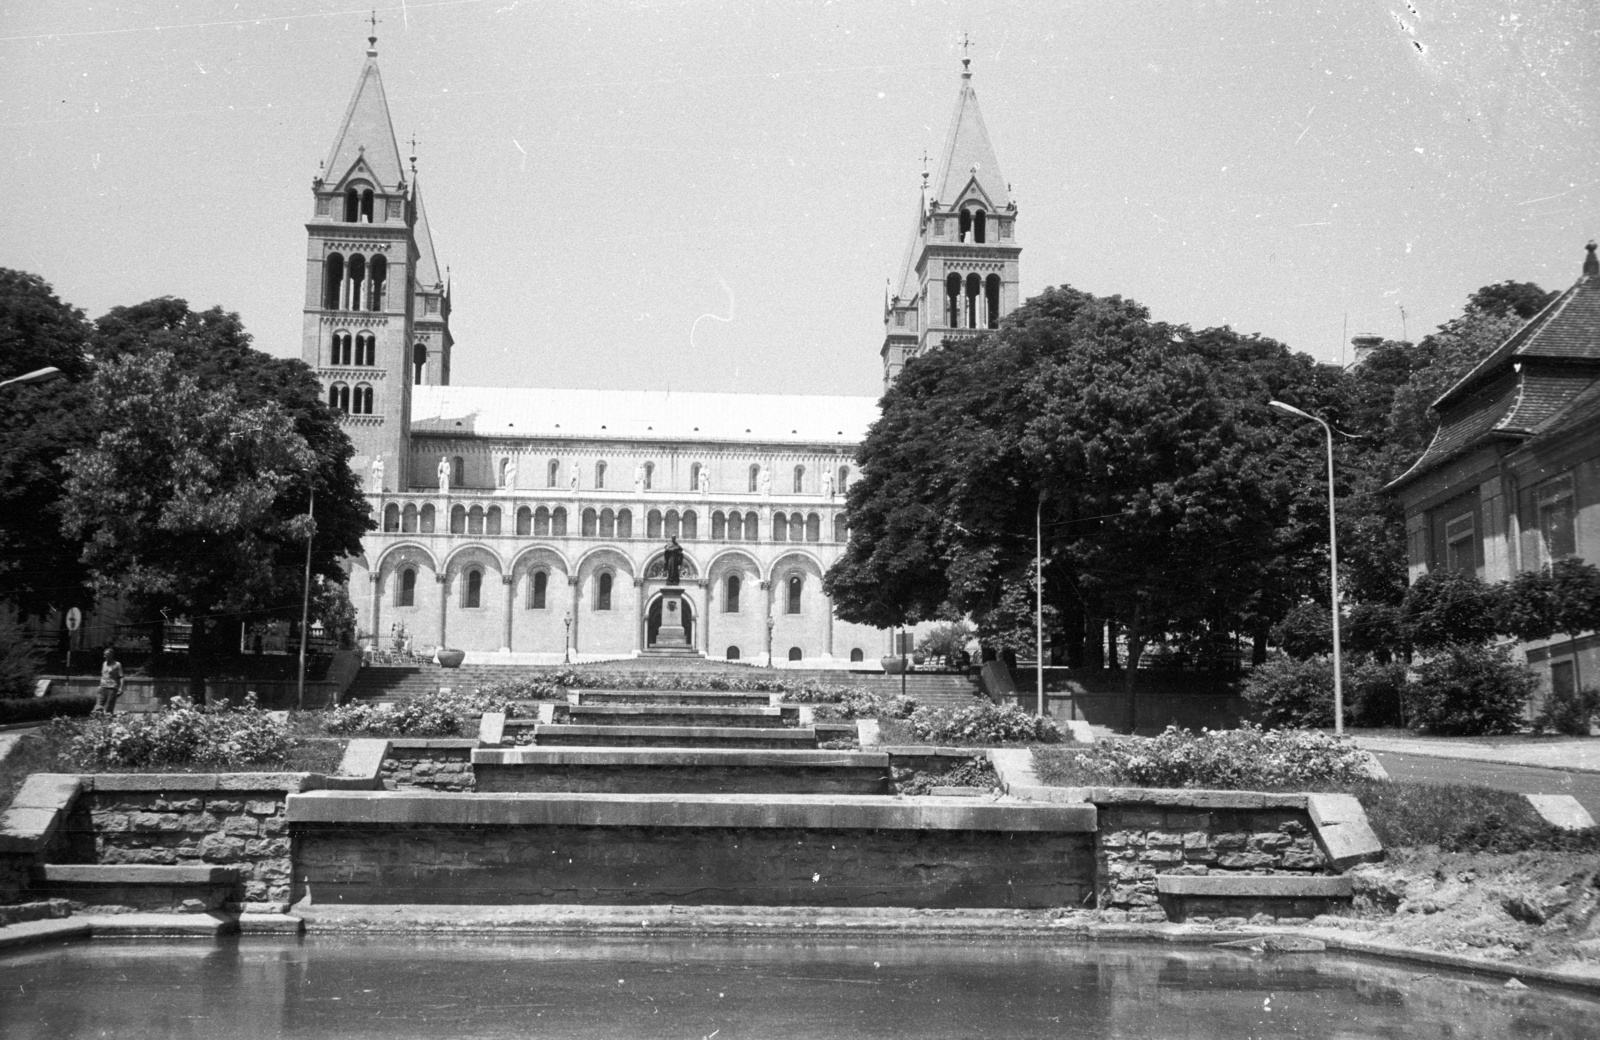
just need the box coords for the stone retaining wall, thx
[1085,790,1327,911]
[60,776,303,913]
[380,740,475,791]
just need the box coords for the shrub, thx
[1532,684,1600,737]
[62,696,290,769]
[1242,655,1334,728]
[916,620,975,670]
[893,756,1000,796]
[811,691,917,721]
[0,612,42,700]
[1063,724,1372,789]
[1405,643,1535,735]
[1401,570,1499,650]
[1347,659,1407,728]
[906,702,1063,744]
[323,688,518,737]
[1345,602,1405,660]
[1270,603,1332,660]
[0,693,96,725]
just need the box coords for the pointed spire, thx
[322,32,406,188]
[413,178,444,290]
[930,54,1010,210]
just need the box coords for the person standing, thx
[95,648,123,714]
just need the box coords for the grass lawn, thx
[0,727,347,810]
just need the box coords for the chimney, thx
[1350,334,1384,366]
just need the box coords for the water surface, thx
[3,936,1595,1039]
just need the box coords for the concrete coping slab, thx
[1306,792,1385,870]
[988,749,1039,792]
[38,864,242,885]
[78,912,239,937]
[1156,875,1353,898]
[333,739,390,785]
[877,745,989,758]
[286,790,1098,833]
[856,719,881,746]
[385,739,479,751]
[473,748,891,768]
[0,774,82,853]
[84,773,310,792]
[536,724,815,740]
[478,712,506,746]
[1059,787,1310,810]
[0,918,91,952]
[1525,794,1597,831]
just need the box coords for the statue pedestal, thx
[654,585,690,649]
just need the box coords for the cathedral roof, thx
[322,46,406,189]
[410,385,878,445]
[932,67,1010,210]
[413,179,443,289]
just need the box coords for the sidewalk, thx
[1351,734,1600,775]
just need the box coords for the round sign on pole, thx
[65,607,82,631]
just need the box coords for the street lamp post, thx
[1269,400,1344,736]
[766,616,775,669]
[296,487,315,711]
[563,612,572,664]
[1036,491,1047,721]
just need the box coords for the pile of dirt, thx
[1333,847,1600,971]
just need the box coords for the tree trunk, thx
[1123,605,1146,735]
[1252,621,1269,666]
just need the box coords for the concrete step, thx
[531,724,819,750]
[573,690,778,707]
[474,748,891,795]
[32,864,242,914]
[558,704,797,728]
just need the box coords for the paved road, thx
[1375,751,1600,818]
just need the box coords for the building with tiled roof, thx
[302,36,1016,664]
[1389,243,1600,695]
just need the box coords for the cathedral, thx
[313,36,1021,664]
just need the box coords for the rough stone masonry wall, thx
[380,740,475,791]
[1097,799,1326,911]
[60,780,297,914]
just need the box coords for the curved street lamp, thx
[0,366,63,389]
[1269,400,1344,736]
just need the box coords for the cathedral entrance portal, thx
[646,593,695,650]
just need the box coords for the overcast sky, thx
[2,1,1594,398]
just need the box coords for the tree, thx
[1497,558,1600,689]
[1400,569,1499,651]
[1469,280,1557,320]
[60,297,370,689]
[1385,308,1527,456]
[827,286,1340,728]
[0,270,96,618]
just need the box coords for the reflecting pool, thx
[3,936,1597,1039]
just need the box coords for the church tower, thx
[882,57,1020,388]
[301,30,450,491]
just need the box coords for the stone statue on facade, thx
[822,470,834,498]
[501,457,517,492]
[437,456,450,495]
[759,466,772,498]
[698,468,710,495]
[370,454,385,493]
[569,463,580,493]
[634,464,645,495]
[661,537,685,586]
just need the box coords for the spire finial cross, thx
[409,132,419,172]
[960,32,973,71]
[368,10,380,48]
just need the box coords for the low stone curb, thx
[0,918,91,951]
[1524,794,1597,830]
[75,912,239,937]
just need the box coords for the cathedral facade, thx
[307,38,1020,664]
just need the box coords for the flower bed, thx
[320,689,519,737]
[811,691,917,721]
[905,702,1065,745]
[59,697,291,770]
[1034,724,1371,789]
[471,670,863,703]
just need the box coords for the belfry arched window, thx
[946,272,962,327]
[463,568,482,609]
[383,504,399,531]
[402,504,418,532]
[805,513,821,542]
[451,456,464,488]
[681,510,697,540]
[323,255,344,310]
[530,570,548,610]
[833,514,848,542]
[772,512,787,542]
[547,459,560,488]
[617,509,633,539]
[343,190,360,223]
[689,462,701,490]
[331,331,352,366]
[353,384,373,414]
[837,465,849,492]
[355,332,376,366]
[328,382,350,413]
[413,344,427,384]
[643,462,654,491]
[397,567,416,607]
[712,512,727,540]
[749,465,761,493]
[595,461,607,489]
[599,508,615,538]
[793,465,805,494]
[985,274,1001,330]
[966,273,982,329]
[345,255,366,313]
[787,575,803,614]
[534,507,551,536]
[360,189,374,223]
[551,507,567,536]
[367,256,387,311]
[725,575,741,613]
[596,572,613,611]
